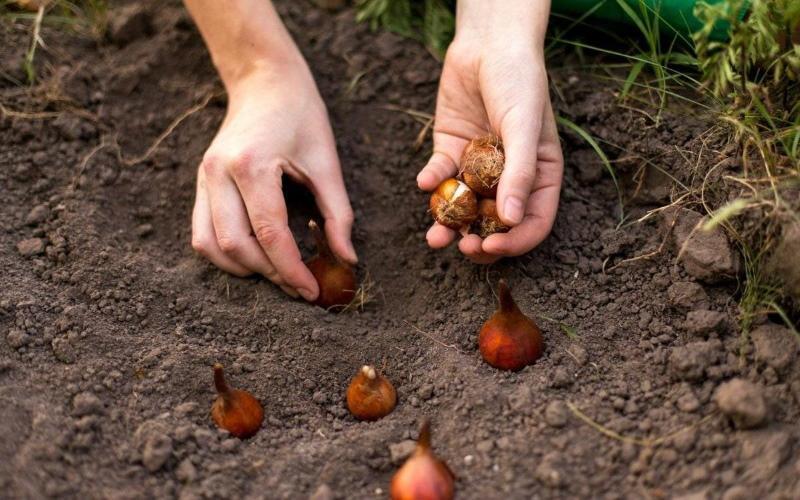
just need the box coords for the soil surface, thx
[2,2,800,499]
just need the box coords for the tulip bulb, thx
[211,363,264,439]
[472,199,509,238]
[306,219,357,310]
[390,421,455,500]
[429,178,478,230]
[479,280,544,371]
[459,135,504,197]
[346,365,397,421]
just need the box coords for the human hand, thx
[417,0,563,264]
[191,62,356,301]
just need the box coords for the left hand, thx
[417,0,564,264]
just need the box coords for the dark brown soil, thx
[2,2,799,499]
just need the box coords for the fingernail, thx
[347,242,359,264]
[298,288,316,302]
[280,285,300,299]
[504,197,524,225]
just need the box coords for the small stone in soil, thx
[310,484,334,500]
[72,392,103,416]
[142,432,172,472]
[714,378,767,429]
[750,322,798,372]
[176,458,197,483]
[25,204,49,225]
[551,367,572,388]
[135,223,153,238]
[17,238,45,257]
[668,281,710,310]
[685,310,727,336]
[544,400,569,428]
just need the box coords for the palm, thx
[418,46,564,264]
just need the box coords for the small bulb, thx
[429,178,478,230]
[346,365,397,421]
[471,199,509,238]
[479,280,544,371]
[211,364,264,439]
[390,421,455,500]
[306,220,357,310]
[459,135,504,197]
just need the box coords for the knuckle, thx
[200,154,222,177]
[254,222,284,250]
[339,210,355,227]
[228,151,255,178]
[191,236,210,255]
[511,166,537,186]
[216,236,241,255]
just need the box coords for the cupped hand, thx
[191,63,357,301]
[417,3,564,264]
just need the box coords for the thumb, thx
[496,108,541,226]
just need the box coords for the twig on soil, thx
[566,401,716,447]
[379,104,434,123]
[70,136,112,190]
[118,92,218,166]
[414,115,434,151]
[402,320,459,352]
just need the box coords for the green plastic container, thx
[551,0,750,41]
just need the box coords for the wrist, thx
[455,0,550,51]
[215,45,306,93]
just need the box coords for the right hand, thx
[191,61,357,301]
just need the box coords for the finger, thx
[307,155,358,265]
[426,222,457,249]
[417,151,459,191]
[482,182,560,256]
[458,234,500,264]
[496,104,543,227]
[191,171,251,277]
[205,169,293,293]
[233,163,319,302]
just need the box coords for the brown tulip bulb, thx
[459,135,504,197]
[210,364,264,439]
[429,178,478,230]
[306,219,357,310]
[346,365,397,421]
[479,280,544,371]
[390,421,455,500]
[471,199,510,238]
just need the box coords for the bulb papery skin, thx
[472,199,509,238]
[306,220,357,310]
[478,281,544,371]
[460,135,504,198]
[346,365,397,421]
[429,178,478,230]
[211,364,264,439]
[390,453,455,500]
[390,421,454,500]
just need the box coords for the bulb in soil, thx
[306,219,357,310]
[479,280,544,371]
[471,199,510,238]
[459,135,504,197]
[390,420,455,500]
[211,364,264,439]
[429,178,478,230]
[346,365,397,421]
